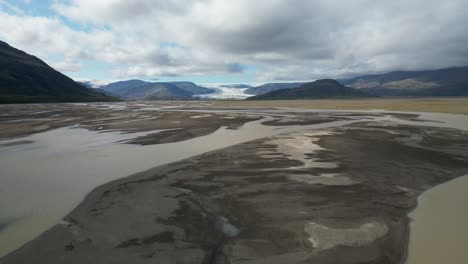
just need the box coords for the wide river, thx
[0,107,467,263]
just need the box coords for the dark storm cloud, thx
[191,0,468,79]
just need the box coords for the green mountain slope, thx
[248,79,369,100]
[245,82,303,95]
[0,40,118,103]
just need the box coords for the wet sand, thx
[0,102,260,144]
[0,104,365,258]
[1,103,468,264]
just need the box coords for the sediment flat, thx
[210,97,468,115]
[0,102,260,143]
[2,107,468,264]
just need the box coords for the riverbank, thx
[210,97,468,115]
[3,110,468,264]
[0,104,365,258]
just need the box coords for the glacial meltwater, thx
[0,113,370,257]
[1,107,468,260]
[406,174,468,264]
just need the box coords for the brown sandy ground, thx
[209,98,468,115]
[3,120,468,264]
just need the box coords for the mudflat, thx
[2,102,468,264]
[0,102,260,144]
[210,97,468,115]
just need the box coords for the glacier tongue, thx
[193,84,254,99]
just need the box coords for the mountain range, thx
[248,79,368,100]
[99,80,213,100]
[2,39,468,103]
[220,84,253,89]
[340,67,468,96]
[0,40,117,103]
[245,82,303,95]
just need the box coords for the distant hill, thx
[138,83,193,100]
[341,66,468,96]
[100,80,214,99]
[168,81,214,95]
[77,81,120,98]
[220,84,253,89]
[248,79,369,100]
[245,82,303,95]
[0,40,118,103]
[77,81,93,88]
[94,88,121,98]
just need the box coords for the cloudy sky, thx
[1,0,467,83]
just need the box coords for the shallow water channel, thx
[0,114,369,257]
[406,174,468,264]
[0,108,467,262]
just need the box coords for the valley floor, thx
[1,102,468,264]
[211,97,468,115]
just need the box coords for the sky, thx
[0,0,467,84]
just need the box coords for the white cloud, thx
[0,10,113,71]
[1,0,468,81]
